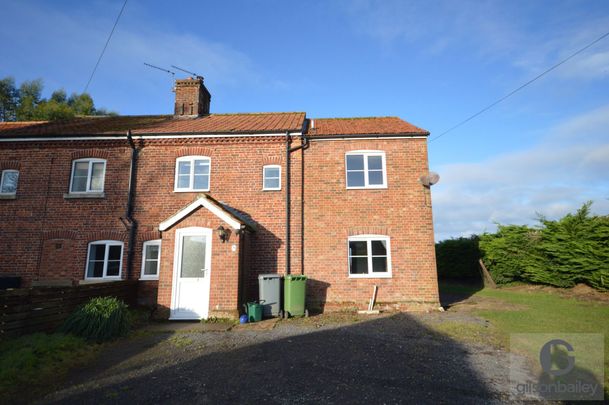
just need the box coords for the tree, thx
[0,77,19,121]
[0,76,115,122]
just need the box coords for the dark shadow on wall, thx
[243,222,282,302]
[43,313,503,404]
[306,278,330,314]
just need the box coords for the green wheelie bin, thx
[283,275,308,318]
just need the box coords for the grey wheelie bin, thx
[258,274,282,318]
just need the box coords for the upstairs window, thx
[345,151,387,189]
[175,156,211,192]
[348,235,392,278]
[0,170,19,195]
[140,240,161,280]
[262,165,281,191]
[70,158,106,193]
[86,240,123,279]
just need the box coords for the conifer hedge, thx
[479,202,609,290]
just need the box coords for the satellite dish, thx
[419,172,440,186]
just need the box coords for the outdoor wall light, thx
[216,225,229,243]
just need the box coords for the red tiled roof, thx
[307,117,428,136]
[0,112,306,137]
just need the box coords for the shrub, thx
[60,297,131,342]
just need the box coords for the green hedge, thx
[435,236,481,280]
[480,202,609,290]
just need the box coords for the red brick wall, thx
[0,143,131,284]
[302,138,439,310]
[0,134,439,315]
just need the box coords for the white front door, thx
[170,227,212,320]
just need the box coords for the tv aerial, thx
[143,62,175,77]
[171,65,203,80]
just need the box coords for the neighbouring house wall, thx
[0,142,131,285]
[302,138,439,310]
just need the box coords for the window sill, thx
[348,274,392,279]
[0,194,17,200]
[139,276,159,281]
[262,188,281,192]
[64,192,105,199]
[173,189,210,193]
[346,186,388,190]
[79,278,122,284]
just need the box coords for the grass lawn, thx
[439,283,609,397]
[0,332,99,402]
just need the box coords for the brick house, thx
[0,77,439,319]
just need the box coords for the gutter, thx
[122,130,139,280]
[307,132,429,140]
[285,129,309,275]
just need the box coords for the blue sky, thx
[2,0,608,240]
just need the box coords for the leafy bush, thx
[60,297,131,342]
[435,236,482,280]
[480,202,609,290]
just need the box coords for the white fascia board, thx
[159,196,242,232]
[309,135,427,141]
[0,132,302,142]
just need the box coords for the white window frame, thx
[347,234,392,278]
[174,156,211,192]
[0,169,19,195]
[345,150,388,189]
[69,158,106,193]
[85,240,124,280]
[140,240,161,280]
[262,164,281,191]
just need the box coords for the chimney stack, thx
[173,77,211,117]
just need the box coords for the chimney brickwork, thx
[174,77,211,117]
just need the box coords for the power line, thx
[83,0,128,93]
[429,29,609,143]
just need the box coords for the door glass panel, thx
[181,235,206,278]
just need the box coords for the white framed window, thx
[174,156,211,192]
[0,170,19,195]
[345,151,387,189]
[262,165,281,191]
[348,235,392,278]
[70,158,106,193]
[140,240,161,280]
[85,240,123,279]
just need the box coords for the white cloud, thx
[432,104,609,240]
[341,0,609,80]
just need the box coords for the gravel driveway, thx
[39,312,536,404]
